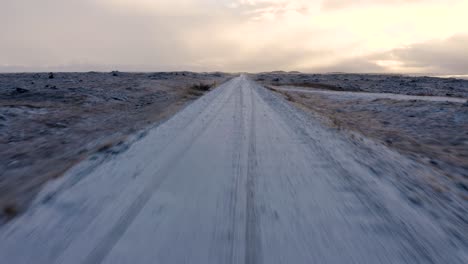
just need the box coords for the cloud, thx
[1,0,467,73]
[299,34,468,74]
[321,0,446,11]
[307,58,386,73]
[0,0,210,69]
[0,0,327,72]
[226,0,313,21]
[368,34,468,74]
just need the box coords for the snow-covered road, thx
[0,75,465,263]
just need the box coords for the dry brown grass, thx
[0,72,231,222]
[3,204,18,219]
[271,89,468,202]
[190,83,214,92]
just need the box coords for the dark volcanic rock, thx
[15,87,29,94]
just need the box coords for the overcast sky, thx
[1,0,468,73]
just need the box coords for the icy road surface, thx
[0,75,466,263]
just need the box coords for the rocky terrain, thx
[1,71,467,229]
[2,75,467,263]
[0,71,231,220]
[254,72,468,98]
[256,72,468,207]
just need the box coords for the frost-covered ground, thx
[0,71,231,220]
[256,72,468,214]
[254,72,468,98]
[1,75,466,263]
